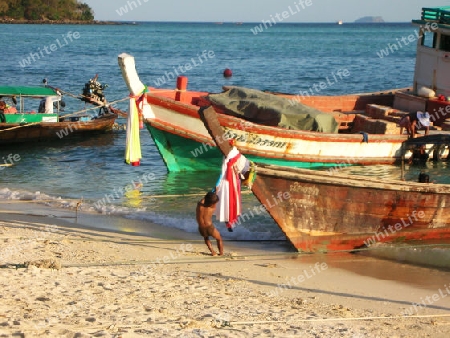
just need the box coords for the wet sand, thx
[0,201,449,337]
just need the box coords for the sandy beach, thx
[0,201,449,337]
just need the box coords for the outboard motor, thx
[82,74,109,105]
[82,74,110,116]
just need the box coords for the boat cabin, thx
[412,7,450,97]
[0,86,64,123]
[391,7,450,126]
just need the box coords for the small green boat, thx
[0,80,118,144]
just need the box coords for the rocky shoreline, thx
[0,19,130,25]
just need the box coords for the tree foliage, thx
[0,0,94,21]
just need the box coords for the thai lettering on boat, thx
[290,183,320,195]
[223,129,247,142]
[253,138,287,148]
[223,128,287,149]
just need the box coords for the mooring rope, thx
[50,85,128,113]
[140,190,252,199]
[14,312,450,333]
[219,313,450,327]
[0,122,41,133]
[58,96,129,118]
[5,219,450,263]
[285,313,450,323]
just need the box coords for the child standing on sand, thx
[196,192,224,256]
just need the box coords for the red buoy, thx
[223,68,233,78]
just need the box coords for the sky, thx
[83,0,447,23]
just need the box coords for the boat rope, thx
[219,313,450,327]
[2,198,450,256]
[2,200,450,254]
[59,97,129,118]
[0,97,129,133]
[49,85,127,112]
[140,190,253,199]
[0,122,41,133]
[41,237,450,260]
[13,312,450,333]
[43,84,128,117]
[0,190,252,204]
[4,221,449,262]
[49,86,87,101]
[11,312,450,333]
[284,313,450,323]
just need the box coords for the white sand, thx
[0,203,449,337]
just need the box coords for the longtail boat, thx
[0,77,119,144]
[251,163,450,252]
[199,106,450,253]
[118,7,450,172]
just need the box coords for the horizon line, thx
[98,20,413,24]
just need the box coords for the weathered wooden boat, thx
[199,106,450,253]
[0,80,119,144]
[118,7,450,172]
[251,163,450,252]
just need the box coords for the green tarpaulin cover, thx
[206,86,338,133]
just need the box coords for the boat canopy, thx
[0,86,59,98]
[411,7,450,97]
[421,7,450,23]
[412,7,450,27]
[206,86,339,133]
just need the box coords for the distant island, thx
[0,0,94,23]
[354,16,385,23]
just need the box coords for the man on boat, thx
[196,191,224,256]
[0,101,6,122]
[0,99,17,119]
[418,172,430,183]
[399,111,430,138]
[409,144,430,164]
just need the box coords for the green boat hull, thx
[147,124,345,172]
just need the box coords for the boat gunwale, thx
[254,163,450,194]
[0,113,117,127]
[145,115,404,164]
[145,118,211,144]
[145,93,409,143]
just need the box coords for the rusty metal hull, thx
[251,164,450,252]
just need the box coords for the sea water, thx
[0,22,449,268]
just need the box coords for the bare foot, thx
[218,252,223,256]
[211,251,217,256]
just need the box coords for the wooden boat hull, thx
[117,53,448,172]
[0,114,117,144]
[144,92,410,172]
[251,164,450,252]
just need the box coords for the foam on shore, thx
[0,187,286,242]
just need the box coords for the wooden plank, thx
[198,106,232,157]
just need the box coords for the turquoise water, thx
[0,22,449,254]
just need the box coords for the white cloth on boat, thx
[417,111,430,127]
[38,97,55,114]
[215,147,250,226]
